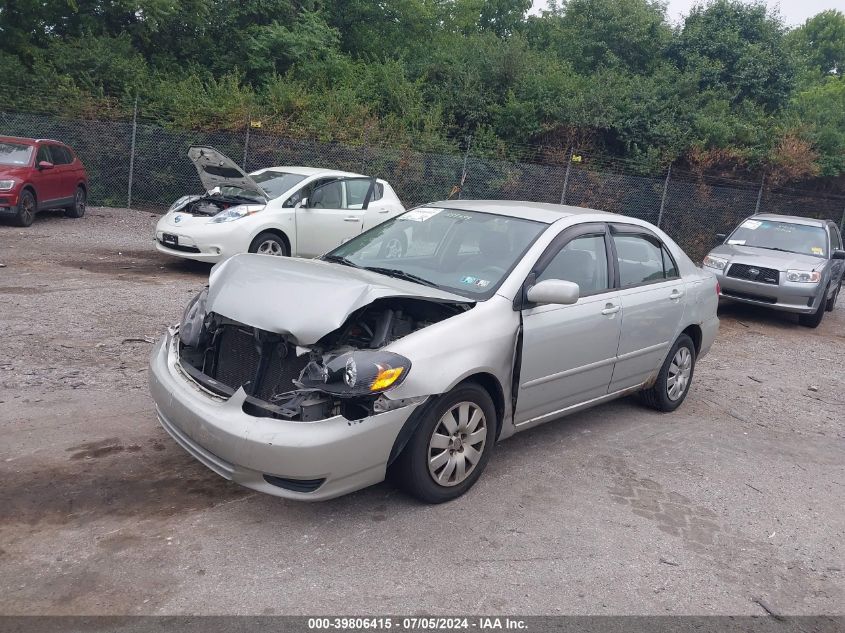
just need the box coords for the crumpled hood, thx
[188,146,267,200]
[207,255,473,345]
[710,244,827,271]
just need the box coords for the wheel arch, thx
[681,323,702,355]
[386,371,506,467]
[249,227,291,254]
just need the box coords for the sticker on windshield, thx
[402,208,443,222]
[741,219,762,230]
[727,239,746,245]
[461,276,490,288]
[811,247,824,255]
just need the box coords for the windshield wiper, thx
[364,267,439,288]
[749,246,805,255]
[322,254,361,268]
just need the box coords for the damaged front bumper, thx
[148,329,425,500]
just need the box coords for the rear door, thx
[296,177,375,256]
[608,225,686,392]
[48,145,75,200]
[515,223,622,427]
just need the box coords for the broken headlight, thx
[180,288,208,347]
[300,351,410,397]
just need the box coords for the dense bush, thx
[1,0,843,184]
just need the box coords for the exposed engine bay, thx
[178,297,471,422]
[177,194,262,217]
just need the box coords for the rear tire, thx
[639,334,696,412]
[14,189,36,227]
[65,186,86,218]
[248,232,289,257]
[825,282,840,312]
[799,289,827,327]
[393,382,496,503]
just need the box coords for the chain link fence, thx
[3,110,843,262]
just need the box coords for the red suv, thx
[0,136,89,227]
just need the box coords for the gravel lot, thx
[1,207,843,616]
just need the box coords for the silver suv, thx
[704,214,845,327]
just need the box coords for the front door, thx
[515,226,622,427]
[608,228,687,392]
[34,145,62,204]
[295,177,375,257]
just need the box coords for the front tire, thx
[393,383,496,503]
[65,186,86,218]
[14,189,36,227]
[639,333,696,412]
[799,289,827,327]
[248,232,289,257]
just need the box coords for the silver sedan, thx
[149,201,719,503]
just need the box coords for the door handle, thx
[601,304,621,316]
[343,217,359,222]
[670,289,685,300]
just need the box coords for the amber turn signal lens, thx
[370,366,404,391]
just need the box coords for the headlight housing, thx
[703,255,728,270]
[786,270,821,283]
[179,288,208,347]
[0,180,15,191]
[208,204,261,224]
[299,351,411,397]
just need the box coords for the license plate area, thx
[162,233,179,247]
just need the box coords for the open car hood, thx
[187,146,267,201]
[206,255,473,346]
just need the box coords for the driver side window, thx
[537,234,610,296]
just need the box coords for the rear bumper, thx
[714,272,823,314]
[148,329,423,501]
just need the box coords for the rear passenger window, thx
[538,234,609,295]
[613,234,677,286]
[51,146,72,165]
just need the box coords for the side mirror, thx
[715,233,726,241]
[38,160,54,170]
[832,249,845,260]
[295,197,308,209]
[526,279,580,306]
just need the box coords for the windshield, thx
[0,142,33,166]
[251,171,307,199]
[324,207,546,299]
[727,219,828,257]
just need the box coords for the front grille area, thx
[182,318,310,401]
[726,263,780,285]
[721,289,777,304]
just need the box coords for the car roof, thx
[249,166,365,178]
[422,199,618,224]
[0,136,67,145]
[751,213,830,228]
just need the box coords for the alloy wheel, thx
[427,402,487,487]
[75,189,86,215]
[667,347,692,401]
[256,240,284,256]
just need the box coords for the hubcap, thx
[76,190,86,213]
[667,347,692,401]
[22,196,34,220]
[428,402,486,487]
[257,240,284,256]
[384,237,403,259]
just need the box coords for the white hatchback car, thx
[154,147,405,262]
